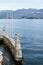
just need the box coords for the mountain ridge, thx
[0,8,43,19]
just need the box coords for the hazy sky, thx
[0,0,43,10]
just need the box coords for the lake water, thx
[0,19,43,65]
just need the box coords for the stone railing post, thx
[15,32,22,62]
[0,51,3,65]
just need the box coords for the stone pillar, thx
[15,32,22,61]
[0,51,3,65]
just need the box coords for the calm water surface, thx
[0,19,43,65]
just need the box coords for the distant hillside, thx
[0,9,43,19]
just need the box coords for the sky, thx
[0,0,43,10]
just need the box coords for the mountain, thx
[0,9,43,19]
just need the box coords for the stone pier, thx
[0,33,23,63]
